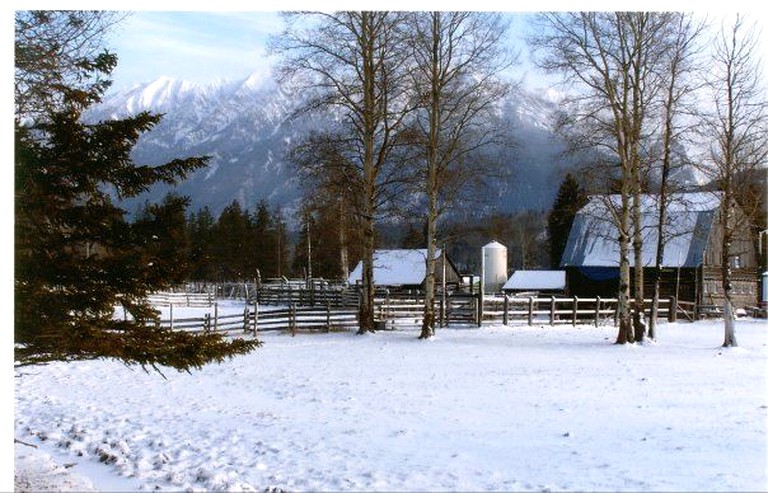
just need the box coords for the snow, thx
[14,303,768,491]
[503,270,566,291]
[562,192,723,268]
[348,249,443,286]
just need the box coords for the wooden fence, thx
[156,304,358,335]
[149,289,686,335]
[372,294,677,328]
[147,291,214,307]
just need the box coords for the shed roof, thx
[561,192,722,269]
[503,270,566,291]
[348,249,443,286]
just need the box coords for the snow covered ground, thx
[14,302,768,491]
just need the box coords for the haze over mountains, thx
[89,74,698,223]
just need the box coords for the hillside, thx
[89,75,581,221]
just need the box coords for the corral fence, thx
[154,303,358,335]
[375,293,678,329]
[146,291,215,307]
[147,284,693,334]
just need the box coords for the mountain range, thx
[88,75,663,224]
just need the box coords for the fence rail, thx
[147,291,214,307]
[155,304,358,335]
[147,287,696,335]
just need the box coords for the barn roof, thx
[503,270,566,291]
[348,249,444,286]
[561,192,722,269]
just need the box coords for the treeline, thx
[137,195,367,284]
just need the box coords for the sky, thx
[105,11,285,90]
[94,8,768,94]
[103,11,546,92]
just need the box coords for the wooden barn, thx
[348,249,462,290]
[560,192,759,308]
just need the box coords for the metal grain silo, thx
[482,241,507,295]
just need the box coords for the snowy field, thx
[14,302,768,492]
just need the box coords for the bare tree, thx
[531,12,672,344]
[699,14,768,347]
[289,132,361,281]
[647,13,707,338]
[272,12,415,333]
[407,12,514,339]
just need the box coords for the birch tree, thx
[699,14,768,347]
[272,12,414,333]
[532,12,685,343]
[647,13,706,338]
[408,11,514,339]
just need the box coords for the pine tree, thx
[14,11,259,370]
[189,206,216,281]
[212,200,252,281]
[547,173,587,269]
[134,193,192,285]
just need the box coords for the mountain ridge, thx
[89,74,586,222]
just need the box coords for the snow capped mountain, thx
[88,74,579,220]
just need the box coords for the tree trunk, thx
[338,196,349,281]
[616,194,634,344]
[420,200,438,339]
[721,194,738,347]
[632,187,645,342]
[420,13,441,341]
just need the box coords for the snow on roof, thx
[561,192,722,269]
[348,249,442,286]
[503,270,566,291]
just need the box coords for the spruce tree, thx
[547,173,588,269]
[14,12,260,370]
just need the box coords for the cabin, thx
[348,249,462,290]
[560,192,759,308]
[503,270,566,297]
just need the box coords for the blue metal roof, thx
[560,192,721,269]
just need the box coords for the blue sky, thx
[106,11,285,90]
[104,11,543,91]
[99,9,768,95]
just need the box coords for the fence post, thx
[439,294,445,328]
[243,308,249,333]
[204,313,211,333]
[254,303,259,334]
[214,302,219,332]
[477,292,483,327]
[572,296,578,326]
[595,296,601,327]
[550,296,556,326]
[445,295,451,328]
[669,296,677,322]
[169,303,174,331]
[503,294,509,326]
[290,304,296,336]
[326,302,331,332]
[528,297,534,326]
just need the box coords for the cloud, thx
[108,11,283,88]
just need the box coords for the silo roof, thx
[483,241,506,249]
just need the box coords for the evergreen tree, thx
[14,11,259,370]
[134,193,192,285]
[188,206,216,281]
[251,200,275,281]
[212,200,252,281]
[547,173,588,268]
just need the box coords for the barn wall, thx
[703,207,758,269]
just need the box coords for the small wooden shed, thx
[348,249,461,290]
